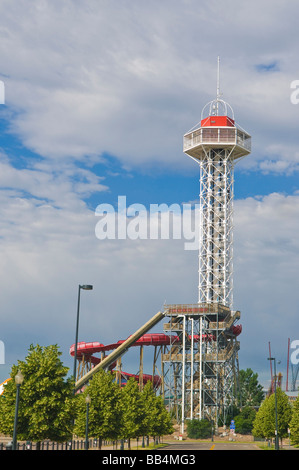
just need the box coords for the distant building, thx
[285,390,299,403]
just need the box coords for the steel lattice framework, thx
[199,149,234,309]
[161,304,241,431]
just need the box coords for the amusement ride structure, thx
[70,59,251,432]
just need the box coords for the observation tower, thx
[161,59,251,432]
[183,59,251,308]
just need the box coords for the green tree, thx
[118,378,146,448]
[289,394,299,446]
[234,406,257,434]
[151,394,174,438]
[238,368,264,407]
[74,369,121,446]
[141,381,173,441]
[186,419,212,439]
[0,344,75,446]
[252,388,292,442]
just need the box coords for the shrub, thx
[234,406,257,434]
[186,419,212,439]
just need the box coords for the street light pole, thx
[12,370,24,450]
[268,356,279,450]
[85,394,91,450]
[73,285,93,385]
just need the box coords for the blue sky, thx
[0,0,299,391]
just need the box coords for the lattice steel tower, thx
[161,60,251,433]
[183,59,251,308]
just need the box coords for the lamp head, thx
[15,370,24,385]
[85,394,91,404]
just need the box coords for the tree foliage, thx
[186,419,212,439]
[238,368,264,407]
[252,388,292,440]
[0,344,75,443]
[74,373,173,443]
[140,380,174,438]
[0,343,174,446]
[234,406,257,434]
[289,394,299,446]
[118,378,146,444]
[74,369,121,442]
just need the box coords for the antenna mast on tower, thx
[216,56,221,110]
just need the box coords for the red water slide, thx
[70,334,178,386]
[70,326,241,387]
[69,332,220,363]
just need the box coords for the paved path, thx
[162,441,261,451]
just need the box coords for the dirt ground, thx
[167,424,280,444]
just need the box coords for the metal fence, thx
[0,438,113,451]
[0,436,154,450]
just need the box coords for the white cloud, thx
[0,0,298,173]
[0,151,107,210]
[234,192,299,384]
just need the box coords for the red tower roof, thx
[201,116,235,127]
